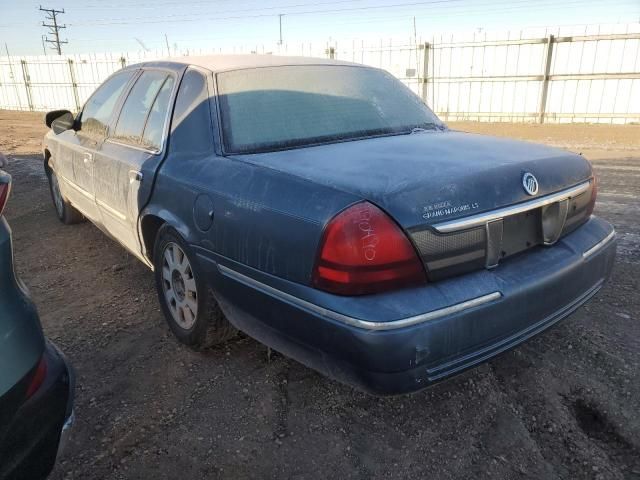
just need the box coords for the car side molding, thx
[217,264,502,331]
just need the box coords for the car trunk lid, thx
[233,130,593,229]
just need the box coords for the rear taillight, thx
[0,180,10,216]
[586,176,597,217]
[313,201,426,295]
[25,357,47,400]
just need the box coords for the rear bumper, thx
[204,216,616,395]
[0,341,75,480]
[52,342,75,462]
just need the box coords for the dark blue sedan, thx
[42,55,616,394]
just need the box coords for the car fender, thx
[138,204,195,261]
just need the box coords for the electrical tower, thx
[40,6,67,55]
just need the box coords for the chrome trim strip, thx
[58,173,93,200]
[217,264,502,331]
[583,229,616,259]
[433,181,591,233]
[105,138,160,155]
[59,173,127,222]
[96,198,127,221]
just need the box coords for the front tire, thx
[153,226,237,349]
[47,166,84,225]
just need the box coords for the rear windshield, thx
[217,65,443,154]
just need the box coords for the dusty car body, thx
[42,55,615,394]
[0,170,75,479]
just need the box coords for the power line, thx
[305,0,635,29]
[46,16,639,50]
[65,0,634,47]
[77,0,366,11]
[67,0,392,25]
[67,0,634,27]
[40,5,68,54]
[70,0,471,25]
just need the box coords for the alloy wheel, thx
[161,242,198,329]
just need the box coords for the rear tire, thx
[153,226,237,349]
[47,166,84,225]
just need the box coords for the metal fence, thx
[422,32,640,123]
[1,28,639,123]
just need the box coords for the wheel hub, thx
[171,269,186,301]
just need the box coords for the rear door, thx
[94,68,177,258]
[66,70,136,221]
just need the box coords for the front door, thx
[71,134,99,220]
[94,69,176,257]
[66,70,137,221]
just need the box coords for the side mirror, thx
[50,111,76,135]
[45,109,73,128]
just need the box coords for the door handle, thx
[83,152,93,164]
[129,170,143,183]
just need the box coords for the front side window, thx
[80,71,134,137]
[113,70,173,149]
[217,65,443,154]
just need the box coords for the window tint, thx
[80,71,134,137]
[113,70,169,146]
[141,76,175,151]
[170,69,213,155]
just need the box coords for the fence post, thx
[538,34,554,124]
[20,60,34,111]
[420,42,430,104]
[4,54,23,110]
[68,59,81,112]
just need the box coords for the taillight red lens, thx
[586,176,598,217]
[313,201,426,295]
[25,357,48,399]
[0,181,10,216]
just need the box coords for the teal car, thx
[0,170,75,479]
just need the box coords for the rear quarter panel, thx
[143,152,360,284]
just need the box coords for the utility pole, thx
[41,35,47,55]
[40,6,67,55]
[413,16,419,73]
[278,14,284,46]
[164,33,170,55]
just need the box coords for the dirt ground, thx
[1,110,639,480]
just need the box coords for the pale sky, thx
[1,0,639,55]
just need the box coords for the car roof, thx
[128,54,364,73]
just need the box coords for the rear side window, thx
[141,76,175,150]
[113,70,173,149]
[80,71,134,137]
[169,68,213,155]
